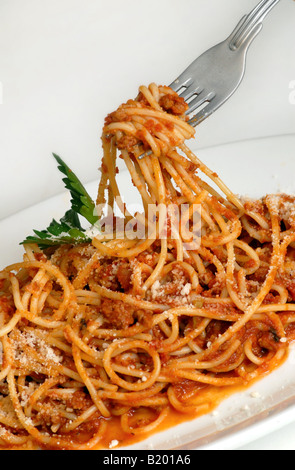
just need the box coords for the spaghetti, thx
[1,83,295,449]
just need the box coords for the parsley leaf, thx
[52,153,99,226]
[21,154,100,249]
[22,209,91,250]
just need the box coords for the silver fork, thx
[170,0,282,128]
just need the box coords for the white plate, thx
[1,134,295,450]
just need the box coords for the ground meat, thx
[94,262,120,291]
[116,262,132,291]
[0,296,14,316]
[100,298,135,329]
[278,273,295,301]
[159,94,188,115]
[104,107,131,126]
[116,134,139,151]
[95,259,133,293]
[66,390,93,411]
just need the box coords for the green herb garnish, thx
[21,154,99,249]
[22,209,90,250]
[52,153,98,226]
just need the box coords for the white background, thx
[0,0,294,450]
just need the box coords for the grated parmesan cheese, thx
[180,283,191,296]
[109,439,119,448]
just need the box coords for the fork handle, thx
[228,0,281,51]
